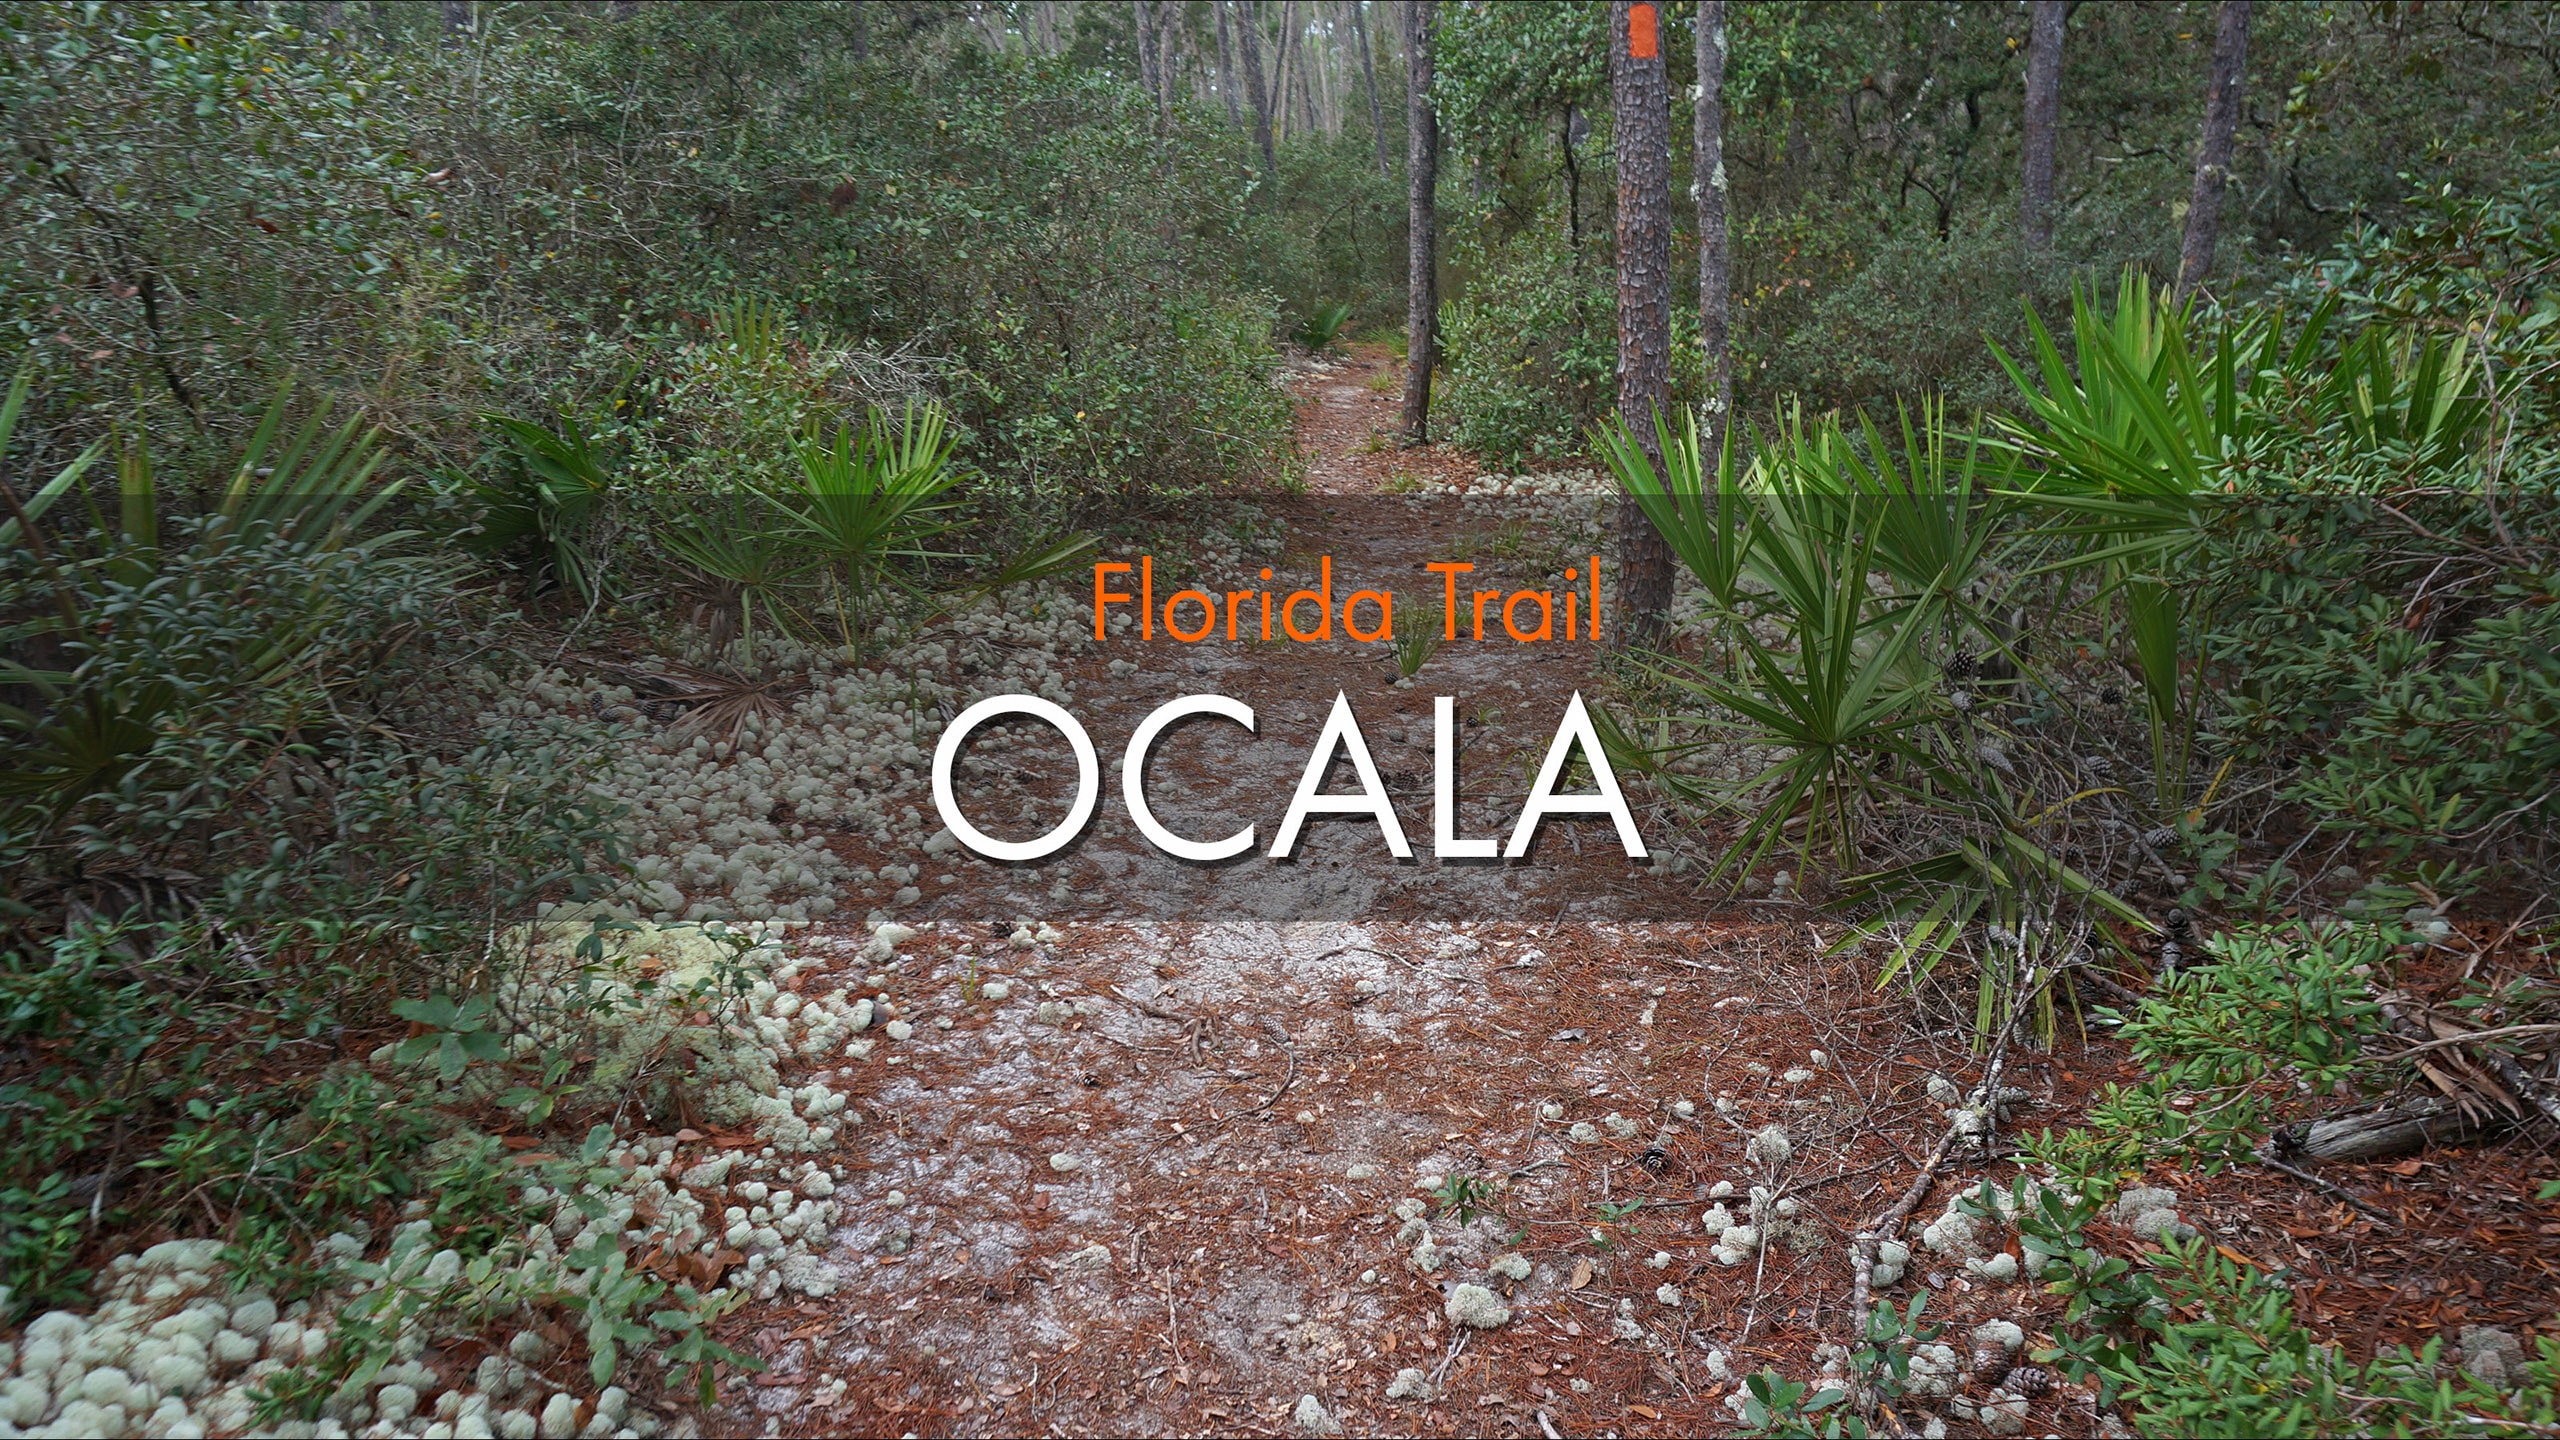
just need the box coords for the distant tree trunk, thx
[442,0,469,35]
[1612,0,1674,642]
[1694,0,1731,440]
[1134,2,1162,102]
[1158,1,1181,129]
[1271,1,1298,142]
[2021,0,2067,253]
[1313,16,1337,135]
[852,5,869,59]
[1217,1,1244,128]
[1401,0,1438,445]
[1236,2,1279,184]
[1562,104,1585,268]
[1350,1,1391,178]
[2177,0,2252,297]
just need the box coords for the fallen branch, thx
[2376,1022,2560,1062]
[2250,1141,2396,1226]
[1849,1125,1961,1339]
[2371,985,2528,1118]
[2373,1022,2560,1132]
[1850,957,2060,1341]
[1234,1019,1299,1119]
[2278,1096,2493,1162]
[1110,985,1212,1066]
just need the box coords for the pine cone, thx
[2009,1364,2053,1397]
[1969,1343,2016,1388]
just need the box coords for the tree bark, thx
[1351,1,1390,177]
[2021,0,2066,253]
[1272,1,1299,142]
[1236,2,1279,185]
[1612,0,1674,642]
[1401,0,1438,445]
[1216,0,1244,128]
[1134,1,1162,104]
[2281,1097,2492,1163]
[1310,12,1334,135]
[1694,0,1731,441]
[1157,0,1181,130]
[2177,0,2252,297]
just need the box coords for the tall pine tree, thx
[1612,0,1673,640]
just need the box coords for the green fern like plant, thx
[1294,301,1354,352]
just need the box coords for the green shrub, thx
[1999,924,2560,1434]
[0,1173,90,1318]
[3,4,1302,498]
[1439,236,1625,467]
[2124,1241,2559,1438]
[2202,486,2559,884]
[2074,925,2388,1171]
[0,382,624,1316]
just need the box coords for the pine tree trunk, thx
[1272,1,1299,143]
[1612,0,1674,642]
[1236,2,1279,185]
[1401,0,1438,445]
[1309,14,1333,135]
[1694,0,1731,441]
[2021,0,2067,253]
[1157,0,1181,131]
[2177,0,2252,296]
[1351,1,1390,178]
[1135,1,1161,102]
[1217,1,1244,128]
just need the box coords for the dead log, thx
[2277,1096,2494,1163]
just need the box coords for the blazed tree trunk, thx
[1217,1,1244,128]
[1236,1,1280,185]
[1694,0,1731,441]
[2021,0,2066,253]
[2176,0,2252,297]
[1401,0,1438,445]
[1351,1,1390,178]
[1611,0,1674,643]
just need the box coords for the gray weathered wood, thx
[2284,1097,2488,1163]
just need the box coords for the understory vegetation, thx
[2,0,2556,1435]
[1610,192,2558,1438]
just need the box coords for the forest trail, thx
[702,356,2554,1440]
[1286,342,1481,494]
